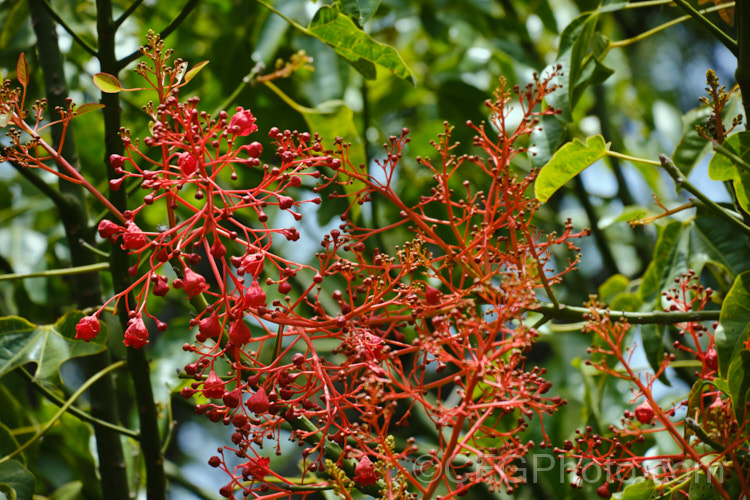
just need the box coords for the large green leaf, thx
[709,131,750,212]
[727,350,750,422]
[534,135,609,203]
[546,12,612,121]
[620,479,656,500]
[638,213,750,303]
[0,313,107,386]
[715,271,750,378]
[0,460,33,500]
[309,5,415,85]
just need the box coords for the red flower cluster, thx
[10,36,588,499]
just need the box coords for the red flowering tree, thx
[1,2,749,500]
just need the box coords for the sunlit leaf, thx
[0,312,107,386]
[74,103,105,117]
[16,53,28,88]
[620,479,656,500]
[715,271,750,377]
[184,60,210,84]
[534,135,609,203]
[309,5,415,85]
[93,73,123,94]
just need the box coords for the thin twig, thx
[0,262,109,281]
[535,302,719,325]
[659,154,750,238]
[0,360,127,465]
[36,0,98,57]
[672,0,737,55]
[114,0,145,28]
[18,367,139,439]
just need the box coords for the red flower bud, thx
[109,154,126,169]
[277,195,294,210]
[109,177,125,191]
[202,370,225,399]
[199,313,222,339]
[242,456,270,480]
[210,239,226,258]
[152,276,170,297]
[246,387,269,415]
[75,315,101,341]
[183,267,209,297]
[354,455,378,486]
[242,141,263,158]
[123,317,149,348]
[229,319,251,345]
[245,281,266,309]
[229,107,257,136]
[178,151,197,176]
[704,347,718,371]
[634,401,654,424]
[240,253,264,276]
[98,219,123,239]
[122,222,148,250]
[425,284,441,305]
[596,483,610,498]
[223,388,241,408]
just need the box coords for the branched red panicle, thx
[4,35,589,499]
[559,274,746,499]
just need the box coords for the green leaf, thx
[340,0,380,25]
[685,381,703,441]
[598,274,628,303]
[555,15,613,120]
[49,482,83,500]
[708,132,750,212]
[638,214,750,303]
[92,73,123,94]
[673,106,713,176]
[534,135,609,203]
[184,60,209,84]
[688,471,721,500]
[715,271,750,378]
[0,312,107,386]
[709,132,750,180]
[641,323,668,385]
[0,460,33,500]
[73,103,105,117]
[308,5,415,85]
[0,111,10,127]
[529,114,566,168]
[16,53,27,88]
[0,0,29,49]
[620,478,656,500]
[727,350,750,422]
